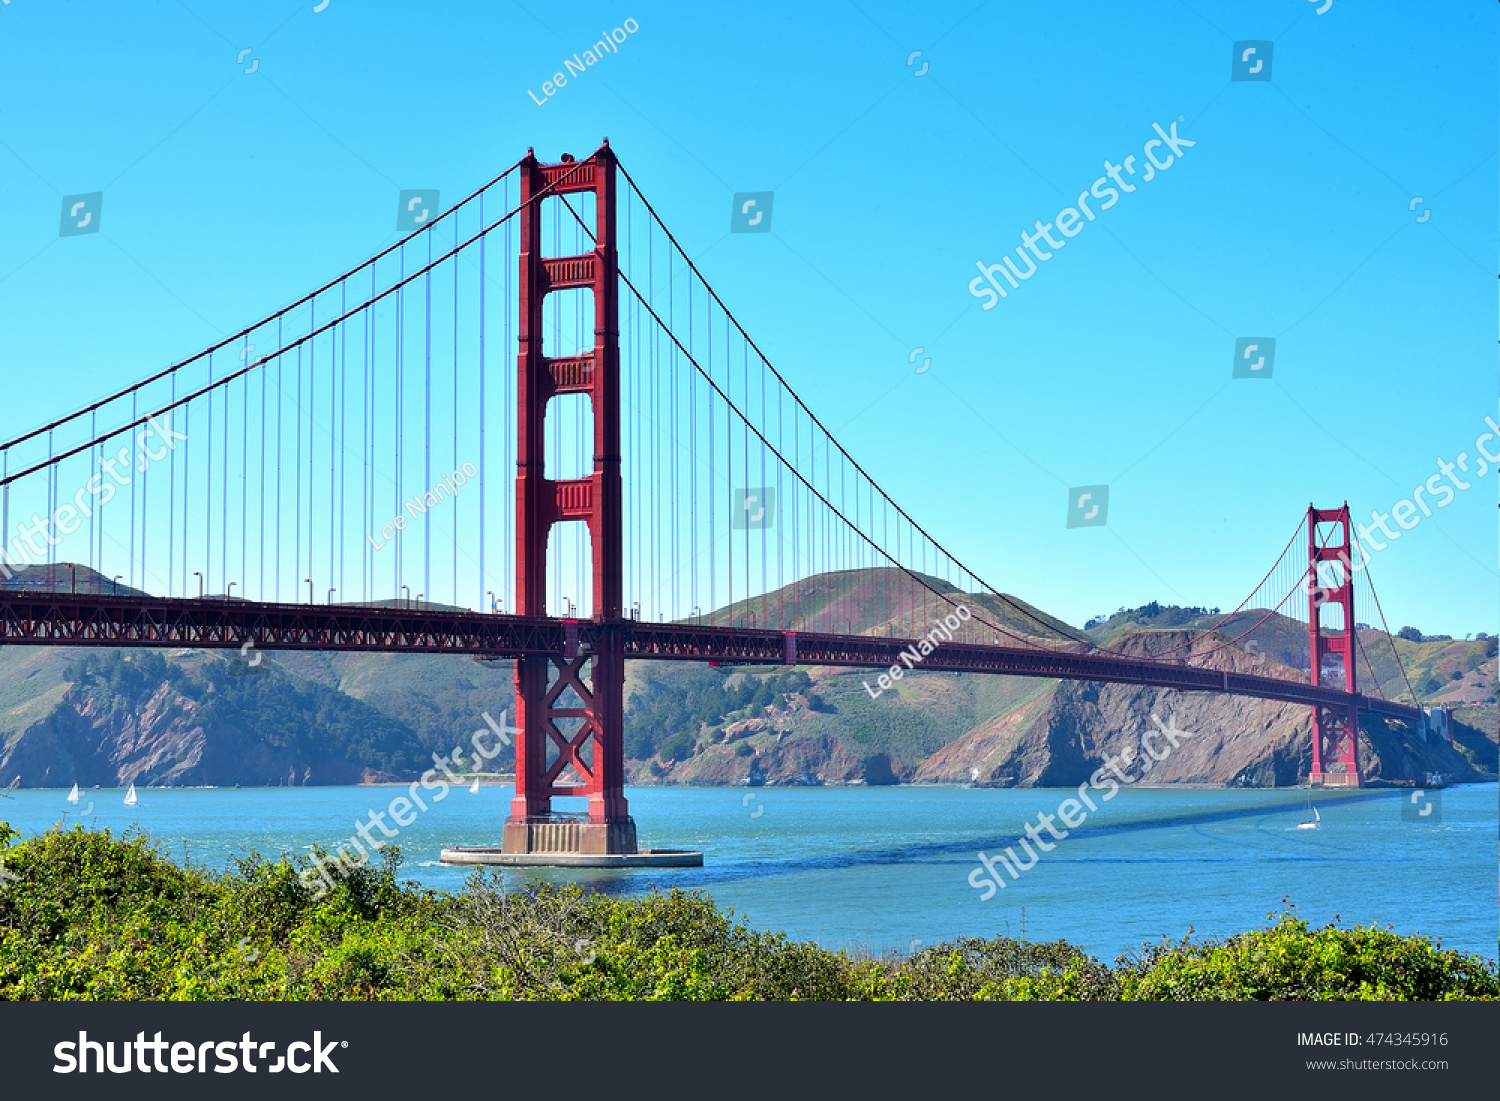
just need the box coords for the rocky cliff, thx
[631,624,1494,789]
[0,648,428,788]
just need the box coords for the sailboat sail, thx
[67,783,80,804]
[123,783,139,807]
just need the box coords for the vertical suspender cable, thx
[259,352,266,601]
[670,219,678,620]
[396,247,404,595]
[453,230,459,605]
[504,176,512,613]
[479,190,486,610]
[726,304,733,621]
[424,225,432,604]
[274,319,281,602]
[221,354,228,592]
[629,191,637,613]
[741,338,747,620]
[664,227,670,621]
[295,336,303,597]
[705,271,714,621]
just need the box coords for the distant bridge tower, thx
[1307,503,1360,787]
[505,142,635,856]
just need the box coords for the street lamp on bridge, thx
[192,571,203,599]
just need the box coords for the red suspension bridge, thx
[0,142,1424,862]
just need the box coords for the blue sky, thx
[0,0,1493,634]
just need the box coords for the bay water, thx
[3,782,1494,963]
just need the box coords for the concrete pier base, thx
[1310,771,1360,788]
[439,814,703,868]
[439,847,704,868]
[501,817,639,856]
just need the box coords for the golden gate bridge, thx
[0,142,1424,864]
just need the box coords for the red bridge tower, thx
[1307,503,1360,787]
[503,143,635,856]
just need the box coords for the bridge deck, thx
[0,592,1421,722]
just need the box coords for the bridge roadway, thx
[0,591,1421,723]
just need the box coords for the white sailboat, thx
[67,783,80,804]
[1297,781,1319,829]
[469,775,482,795]
[123,783,139,807]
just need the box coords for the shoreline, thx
[7,777,1495,792]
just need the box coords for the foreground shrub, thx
[1115,910,1500,1001]
[0,825,1493,1002]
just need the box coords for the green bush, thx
[0,826,1493,1002]
[658,730,695,763]
[1114,909,1499,1001]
